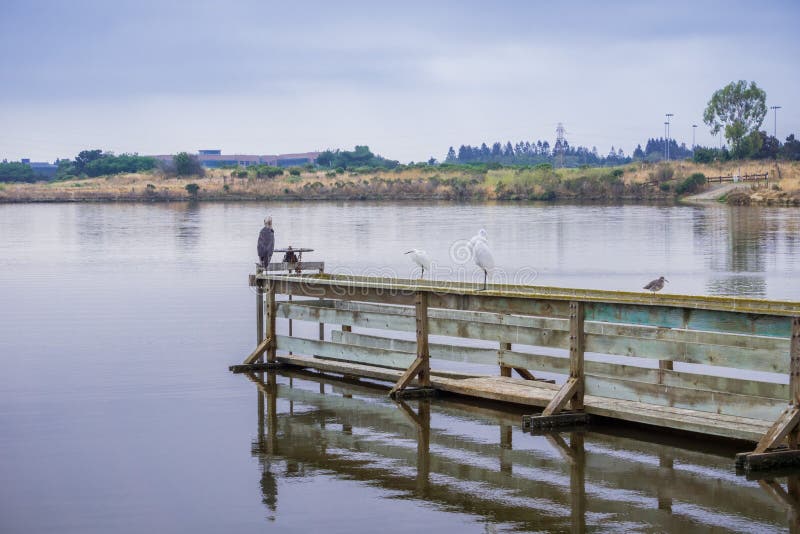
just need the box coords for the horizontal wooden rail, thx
[278,301,790,373]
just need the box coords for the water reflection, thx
[173,202,202,253]
[247,371,797,532]
[694,205,798,298]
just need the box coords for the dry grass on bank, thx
[1,161,799,203]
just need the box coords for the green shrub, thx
[659,183,671,192]
[675,172,706,195]
[185,183,200,196]
[288,168,301,176]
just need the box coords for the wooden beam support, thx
[791,317,800,406]
[266,281,277,363]
[541,377,581,416]
[514,367,536,381]
[569,301,585,411]
[755,406,800,454]
[256,282,264,363]
[540,301,586,416]
[242,336,272,365]
[388,357,426,397]
[389,292,431,397]
[500,342,512,377]
[416,291,430,388]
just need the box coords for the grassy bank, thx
[1,161,799,204]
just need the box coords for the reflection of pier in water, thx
[249,371,800,532]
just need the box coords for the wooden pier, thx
[234,270,800,471]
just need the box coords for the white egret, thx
[643,276,668,293]
[405,249,432,279]
[473,239,494,290]
[468,228,487,253]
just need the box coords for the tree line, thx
[316,145,399,170]
[445,140,631,167]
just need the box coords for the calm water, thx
[1,201,800,533]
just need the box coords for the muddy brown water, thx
[1,201,799,533]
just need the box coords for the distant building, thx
[20,158,58,178]
[151,150,320,169]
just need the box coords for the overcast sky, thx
[1,0,798,162]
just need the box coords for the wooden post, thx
[416,400,431,496]
[791,317,800,449]
[319,266,325,341]
[569,301,585,411]
[389,291,431,397]
[500,423,512,475]
[792,318,800,407]
[266,373,277,455]
[535,301,587,420]
[256,282,265,364]
[570,432,586,534]
[416,291,430,388]
[500,342,512,377]
[267,280,277,363]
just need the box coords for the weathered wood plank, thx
[332,331,498,365]
[280,302,789,372]
[276,335,415,369]
[585,333,788,373]
[272,278,417,306]
[584,375,786,421]
[586,301,791,338]
[262,273,800,317]
[327,300,790,353]
[499,350,788,399]
[263,261,325,272]
[279,301,571,348]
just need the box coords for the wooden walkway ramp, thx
[235,270,800,471]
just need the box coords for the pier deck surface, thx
[278,354,773,442]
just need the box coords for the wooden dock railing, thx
[235,273,800,471]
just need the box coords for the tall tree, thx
[703,80,767,158]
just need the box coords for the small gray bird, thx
[644,276,668,293]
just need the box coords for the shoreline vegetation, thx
[1,160,799,206]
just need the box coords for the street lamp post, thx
[665,113,674,161]
[770,106,782,139]
[664,122,669,161]
[692,124,697,151]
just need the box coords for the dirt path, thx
[683,183,749,203]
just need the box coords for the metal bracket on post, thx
[523,301,588,431]
[390,291,436,399]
